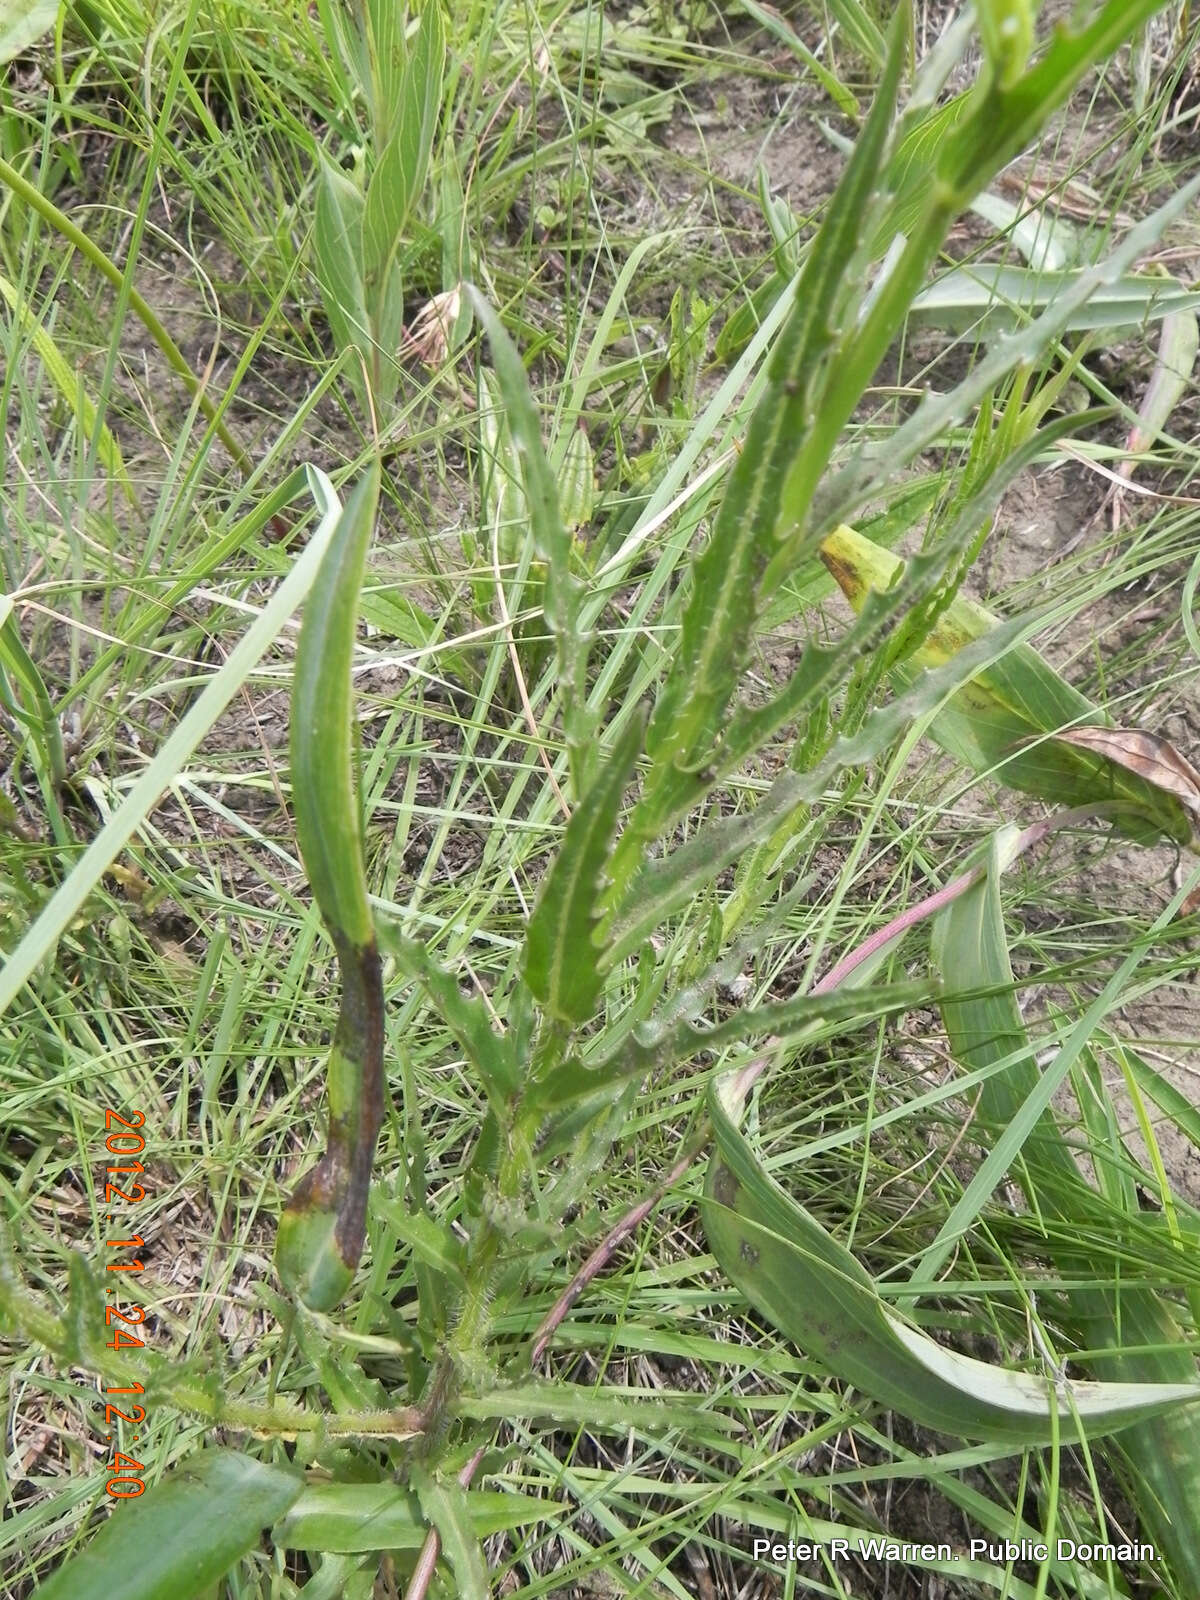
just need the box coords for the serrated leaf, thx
[702,1072,1200,1445]
[820,523,1200,847]
[524,711,644,1024]
[36,1450,301,1600]
[377,927,521,1108]
[412,1469,489,1600]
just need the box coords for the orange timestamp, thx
[100,1108,151,1499]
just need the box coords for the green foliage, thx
[36,1451,302,1600]
[275,466,385,1311]
[310,3,445,414]
[7,0,1200,1593]
[703,1067,1200,1445]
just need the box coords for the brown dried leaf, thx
[1056,726,1200,817]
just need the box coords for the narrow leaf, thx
[524,710,645,1024]
[274,1483,548,1552]
[466,285,590,762]
[373,926,521,1108]
[360,4,444,289]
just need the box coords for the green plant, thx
[7,1,1200,1596]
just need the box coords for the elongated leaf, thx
[36,1450,301,1600]
[931,839,1200,1582]
[313,155,369,376]
[374,927,521,1108]
[456,1381,732,1433]
[813,170,1200,537]
[276,465,385,1312]
[412,1468,489,1600]
[360,4,444,291]
[635,6,909,794]
[702,1073,1200,1445]
[274,1483,549,1552]
[909,265,1200,336]
[524,710,644,1024]
[289,466,379,949]
[0,469,343,1020]
[820,524,1199,846]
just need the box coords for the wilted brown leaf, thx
[1056,726,1200,818]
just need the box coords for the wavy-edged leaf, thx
[524,710,644,1024]
[36,1450,301,1600]
[702,1072,1200,1445]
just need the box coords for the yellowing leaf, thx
[819,523,1200,848]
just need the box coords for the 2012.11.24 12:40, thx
[101,1108,151,1499]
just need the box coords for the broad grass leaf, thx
[702,1073,1200,1445]
[35,1450,301,1600]
[524,711,644,1024]
[909,265,1200,336]
[1057,726,1200,823]
[931,838,1200,1583]
[820,524,1200,847]
[274,1482,547,1552]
